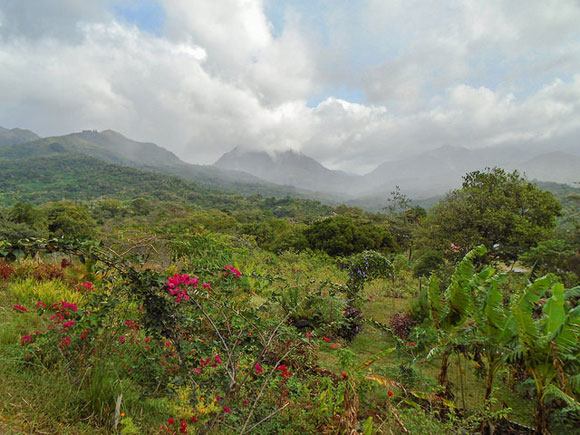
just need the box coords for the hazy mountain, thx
[0,126,40,147]
[214,147,356,194]
[213,143,580,205]
[517,152,580,185]
[0,129,311,199]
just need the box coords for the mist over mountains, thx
[2,125,579,209]
[215,143,580,201]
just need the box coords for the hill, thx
[8,129,309,199]
[0,126,40,147]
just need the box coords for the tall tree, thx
[417,168,561,263]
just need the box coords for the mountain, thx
[0,127,40,147]
[9,129,307,199]
[214,147,356,194]
[517,151,580,185]
[214,143,580,207]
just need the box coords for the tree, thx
[384,186,426,260]
[304,215,394,256]
[418,168,561,263]
[44,201,95,239]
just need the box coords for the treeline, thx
[3,167,579,286]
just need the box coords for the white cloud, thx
[0,0,578,175]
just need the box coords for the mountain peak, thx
[0,126,41,147]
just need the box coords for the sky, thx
[0,0,579,174]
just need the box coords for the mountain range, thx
[215,143,580,203]
[1,125,579,209]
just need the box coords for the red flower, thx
[119,336,126,344]
[179,421,187,433]
[80,328,89,339]
[20,334,34,346]
[369,295,374,300]
[254,363,263,375]
[306,332,312,338]
[342,372,348,379]
[190,416,198,423]
[168,417,175,425]
[60,337,71,348]
[223,406,231,413]
[322,336,330,342]
[214,354,222,364]
[36,301,47,309]
[12,305,27,312]
[388,390,394,397]
[62,320,75,328]
[277,364,292,378]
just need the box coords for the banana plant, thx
[505,276,580,434]
[427,245,488,397]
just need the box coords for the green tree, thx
[304,215,394,256]
[418,168,561,263]
[44,201,95,239]
[384,186,426,260]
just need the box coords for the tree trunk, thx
[534,396,548,435]
[484,365,494,402]
[438,348,453,397]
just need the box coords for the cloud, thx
[0,0,578,175]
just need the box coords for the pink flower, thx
[36,301,47,309]
[322,336,330,342]
[60,337,71,348]
[193,368,201,373]
[243,399,249,404]
[12,305,27,312]
[203,283,211,289]
[62,320,75,328]
[20,334,34,346]
[223,406,231,413]
[254,363,263,375]
[214,354,222,364]
[165,341,171,347]
[119,336,126,344]
[61,302,78,312]
[306,332,312,338]
[216,395,221,402]
[369,295,374,300]
[224,265,242,277]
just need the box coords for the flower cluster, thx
[277,364,292,378]
[76,281,94,292]
[224,265,241,277]
[194,354,223,373]
[167,274,199,303]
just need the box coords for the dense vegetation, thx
[1,168,579,434]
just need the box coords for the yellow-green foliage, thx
[8,278,85,306]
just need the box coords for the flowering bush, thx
[342,251,393,303]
